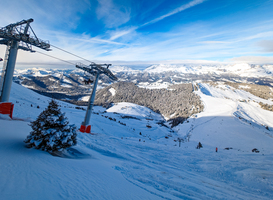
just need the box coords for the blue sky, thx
[0,0,273,67]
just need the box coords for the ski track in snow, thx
[78,127,272,200]
[1,82,273,199]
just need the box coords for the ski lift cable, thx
[50,44,95,65]
[35,51,76,89]
[35,50,76,66]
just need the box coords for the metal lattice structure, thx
[0,19,50,102]
[76,63,118,133]
[76,63,117,81]
[0,18,50,52]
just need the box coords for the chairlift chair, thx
[83,78,93,85]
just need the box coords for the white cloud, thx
[96,0,131,28]
[108,0,206,40]
[0,0,93,39]
[68,35,127,46]
[199,41,230,44]
[233,31,273,43]
[141,0,206,27]
[109,27,137,40]
[2,0,273,67]
[256,40,273,52]
[229,56,273,64]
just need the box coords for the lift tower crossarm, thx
[5,19,33,30]
[76,63,117,81]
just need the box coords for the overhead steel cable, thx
[50,44,95,65]
[35,50,76,66]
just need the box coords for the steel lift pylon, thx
[0,19,51,118]
[76,63,118,134]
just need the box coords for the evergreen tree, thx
[25,99,77,152]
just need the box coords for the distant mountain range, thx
[9,62,273,126]
[13,63,273,96]
[143,63,273,76]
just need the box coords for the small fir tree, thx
[25,99,77,152]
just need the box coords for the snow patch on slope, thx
[79,96,90,101]
[61,84,72,88]
[109,88,116,96]
[107,102,163,120]
[138,81,171,89]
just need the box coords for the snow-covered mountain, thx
[14,63,273,78]
[1,79,273,199]
[10,63,273,108]
[144,63,273,77]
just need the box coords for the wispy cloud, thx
[110,0,207,40]
[73,36,127,46]
[1,0,273,66]
[141,0,206,27]
[43,30,127,46]
[233,31,273,43]
[199,41,230,44]
[109,27,137,40]
[96,0,131,28]
[0,0,91,31]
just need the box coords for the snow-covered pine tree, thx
[25,99,77,152]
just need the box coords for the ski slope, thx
[1,82,273,199]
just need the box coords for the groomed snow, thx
[1,82,273,199]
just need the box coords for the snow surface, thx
[79,95,90,101]
[106,102,163,121]
[62,77,72,84]
[60,83,72,88]
[138,81,171,89]
[1,82,273,199]
[109,88,116,96]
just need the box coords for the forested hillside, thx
[95,82,203,126]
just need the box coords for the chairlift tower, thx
[76,63,117,133]
[0,18,51,103]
